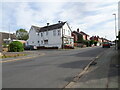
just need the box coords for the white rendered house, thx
[27,21,74,48]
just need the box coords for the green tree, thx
[16,29,29,40]
[94,41,98,46]
[9,41,24,52]
[89,40,95,46]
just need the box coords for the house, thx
[79,31,90,40]
[0,32,16,44]
[72,29,83,43]
[27,21,74,49]
[90,36,103,46]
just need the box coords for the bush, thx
[89,40,94,46]
[83,40,89,47]
[94,41,98,46]
[9,41,24,52]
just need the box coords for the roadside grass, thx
[0,53,28,59]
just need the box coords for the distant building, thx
[0,32,16,44]
[79,31,90,40]
[27,21,74,48]
[72,29,83,43]
[90,36,103,46]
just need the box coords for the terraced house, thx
[27,21,74,48]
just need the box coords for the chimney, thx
[47,23,49,26]
[58,21,61,23]
[77,28,79,32]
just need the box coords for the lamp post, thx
[113,13,117,50]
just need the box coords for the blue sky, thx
[0,0,119,41]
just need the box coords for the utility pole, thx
[113,13,118,50]
[62,26,64,49]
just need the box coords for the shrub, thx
[89,40,94,46]
[83,40,89,47]
[94,41,98,46]
[9,41,24,52]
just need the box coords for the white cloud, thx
[1,0,119,41]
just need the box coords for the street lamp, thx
[113,13,117,50]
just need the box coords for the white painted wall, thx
[27,27,39,46]
[27,23,74,48]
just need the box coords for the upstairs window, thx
[53,30,56,36]
[68,30,70,35]
[41,33,43,37]
[46,31,48,35]
[58,30,61,35]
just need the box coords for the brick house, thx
[79,31,90,41]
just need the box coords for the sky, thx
[0,0,119,41]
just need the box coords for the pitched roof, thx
[80,31,89,36]
[72,31,83,36]
[31,22,66,32]
[39,22,66,32]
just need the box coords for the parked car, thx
[102,42,110,48]
[24,45,37,50]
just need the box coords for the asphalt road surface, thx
[2,46,109,88]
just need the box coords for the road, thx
[2,46,109,88]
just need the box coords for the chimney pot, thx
[58,21,61,23]
[77,28,79,32]
[47,23,49,26]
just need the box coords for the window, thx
[41,40,43,44]
[53,30,56,36]
[41,33,43,37]
[58,30,61,35]
[68,30,70,35]
[63,29,65,34]
[46,31,48,35]
[37,33,39,36]
[44,40,48,44]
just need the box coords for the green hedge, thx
[9,41,24,52]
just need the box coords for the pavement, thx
[66,47,120,89]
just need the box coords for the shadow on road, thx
[59,60,91,69]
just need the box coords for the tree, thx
[16,29,29,40]
[89,40,95,46]
[9,41,24,52]
[94,41,98,46]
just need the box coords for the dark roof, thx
[80,31,89,36]
[39,22,66,32]
[72,31,82,36]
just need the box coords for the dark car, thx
[24,45,37,50]
[102,42,110,48]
